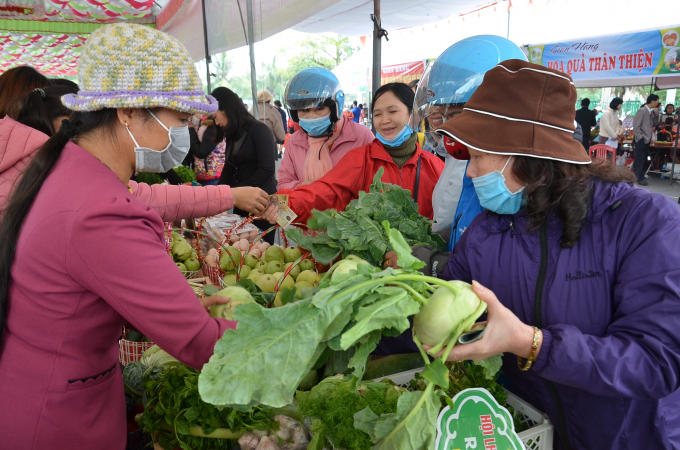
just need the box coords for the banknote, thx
[269,194,296,229]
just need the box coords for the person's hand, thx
[383,250,401,269]
[259,204,278,224]
[426,281,541,362]
[231,187,270,216]
[200,295,229,312]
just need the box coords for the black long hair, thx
[0,109,118,349]
[0,66,49,118]
[13,85,77,136]
[372,82,415,114]
[210,87,254,143]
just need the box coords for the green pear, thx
[239,265,252,279]
[297,270,320,286]
[284,247,302,263]
[284,262,300,280]
[247,269,264,283]
[265,246,285,262]
[222,274,237,287]
[255,274,278,293]
[172,240,193,262]
[255,261,267,271]
[184,257,200,272]
[175,262,187,272]
[293,281,315,300]
[265,260,284,275]
[299,259,315,272]
[219,246,241,271]
[245,253,259,269]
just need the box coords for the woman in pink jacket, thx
[277,68,374,190]
[0,24,273,450]
[0,84,271,221]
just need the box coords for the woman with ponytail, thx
[0,85,273,221]
[0,24,274,450]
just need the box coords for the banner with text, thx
[526,26,680,81]
[381,61,425,86]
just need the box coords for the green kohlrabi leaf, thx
[421,358,449,390]
[382,221,425,271]
[198,299,329,408]
[347,330,382,380]
[473,354,504,380]
[340,288,421,350]
[372,388,442,450]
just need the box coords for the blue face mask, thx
[471,156,525,215]
[377,124,413,147]
[299,113,332,137]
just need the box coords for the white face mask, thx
[127,109,191,173]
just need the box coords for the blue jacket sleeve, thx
[533,215,680,400]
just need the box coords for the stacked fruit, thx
[169,232,200,275]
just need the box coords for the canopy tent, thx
[524,25,680,89]
[0,0,160,76]
[156,0,491,60]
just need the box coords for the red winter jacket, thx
[278,139,444,224]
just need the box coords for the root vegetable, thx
[255,436,280,450]
[204,255,216,266]
[252,429,270,438]
[250,248,262,258]
[274,415,299,431]
[275,428,291,441]
[208,248,218,256]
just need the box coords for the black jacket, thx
[575,107,596,141]
[218,119,277,194]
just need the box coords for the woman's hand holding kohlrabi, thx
[425,281,543,362]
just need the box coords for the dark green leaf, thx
[421,359,449,389]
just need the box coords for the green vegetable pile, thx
[140,364,276,450]
[287,168,446,266]
[296,375,405,450]
[198,222,488,450]
[134,166,196,185]
[174,165,197,183]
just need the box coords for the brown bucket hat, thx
[436,59,591,164]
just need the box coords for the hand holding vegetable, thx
[232,187,270,216]
[383,250,400,269]
[431,281,542,362]
[199,293,231,312]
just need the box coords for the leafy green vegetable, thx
[173,165,197,183]
[365,388,442,450]
[122,361,145,397]
[296,375,405,450]
[475,354,503,380]
[287,168,445,265]
[141,364,275,450]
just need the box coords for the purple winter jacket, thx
[442,180,680,450]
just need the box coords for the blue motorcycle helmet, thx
[414,35,527,153]
[284,67,345,136]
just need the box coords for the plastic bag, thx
[432,153,467,233]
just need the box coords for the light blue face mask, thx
[471,156,525,215]
[377,124,413,147]
[299,113,332,137]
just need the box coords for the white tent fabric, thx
[291,0,489,36]
[160,0,495,60]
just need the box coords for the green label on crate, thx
[435,388,525,450]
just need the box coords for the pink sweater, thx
[0,116,233,221]
[277,119,374,190]
[0,142,235,449]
